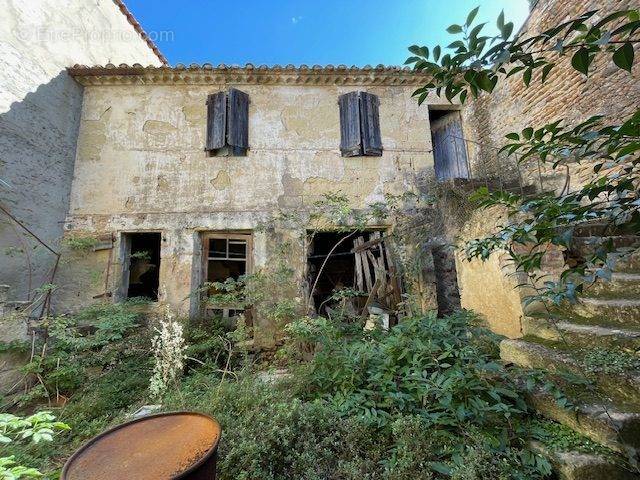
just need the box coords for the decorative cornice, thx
[67,63,431,87]
[112,0,168,65]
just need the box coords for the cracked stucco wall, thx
[58,82,451,341]
[0,0,162,307]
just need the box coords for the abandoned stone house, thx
[4,1,640,474]
[2,0,640,347]
[55,64,462,344]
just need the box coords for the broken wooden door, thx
[351,232,403,317]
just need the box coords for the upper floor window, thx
[338,91,382,157]
[206,88,249,157]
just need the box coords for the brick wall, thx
[461,0,640,170]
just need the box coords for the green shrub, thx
[18,301,149,400]
[282,310,551,477]
[6,307,555,479]
[62,236,98,251]
[288,311,525,426]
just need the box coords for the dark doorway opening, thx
[432,244,461,317]
[126,232,161,301]
[307,232,357,313]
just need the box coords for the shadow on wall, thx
[0,71,83,303]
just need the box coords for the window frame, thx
[200,232,253,316]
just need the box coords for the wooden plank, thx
[351,236,384,253]
[353,238,364,291]
[339,92,362,157]
[358,238,373,292]
[376,235,386,271]
[388,267,403,308]
[361,278,382,317]
[360,92,382,156]
[365,249,379,283]
[384,240,396,269]
[206,92,226,150]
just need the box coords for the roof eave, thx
[112,0,168,65]
[66,63,432,87]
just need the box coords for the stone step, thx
[526,387,640,453]
[522,316,640,350]
[586,273,640,299]
[500,340,640,408]
[531,441,638,480]
[569,237,640,273]
[572,298,640,326]
[615,250,640,274]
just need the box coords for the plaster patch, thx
[143,119,177,135]
[211,170,231,190]
[157,174,170,192]
[182,103,205,125]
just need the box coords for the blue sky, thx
[126,0,531,66]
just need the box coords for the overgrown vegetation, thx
[2,5,638,480]
[61,236,98,252]
[3,298,618,479]
[0,412,69,479]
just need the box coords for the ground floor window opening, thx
[123,232,161,301]
[202,232,252,323]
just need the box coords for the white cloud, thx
[291,15,303,24]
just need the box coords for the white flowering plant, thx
[149,307,187,400]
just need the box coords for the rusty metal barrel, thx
[61,412,221,480]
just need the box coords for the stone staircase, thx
[500,235,640,479]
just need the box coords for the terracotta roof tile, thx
[66,63,429,86]
[112,0,168,65]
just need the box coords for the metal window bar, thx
[434,133,546,195]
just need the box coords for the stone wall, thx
[463,0,640,145]
[0,0,163,305]
[461,0,640,189]
[454,0,640,338]
[56,76,454,343]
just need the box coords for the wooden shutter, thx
[360,92,382,156]
[227,88,249,155]
[206,92,227,151]
[339,92,362,157]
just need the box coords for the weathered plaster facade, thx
[0,0,163,304]
[56,66,454,344]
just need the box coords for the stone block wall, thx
[0,0,163,305]
[453,0,640,338]
[461,0,640,189]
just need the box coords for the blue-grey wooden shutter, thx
[360,92,382,156]
[227,88,249,155]
[339,92,362,157]
[206,92,227,151]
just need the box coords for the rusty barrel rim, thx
[60,411,222,480]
